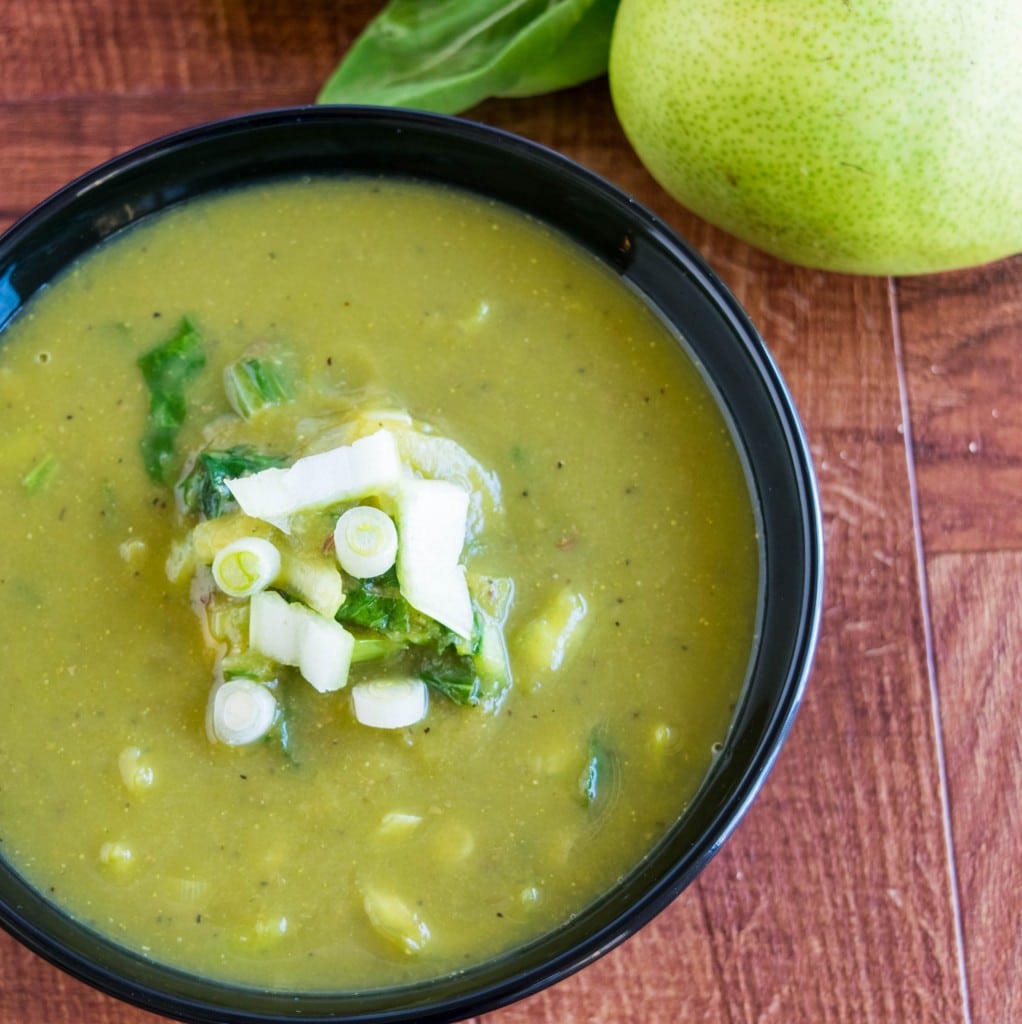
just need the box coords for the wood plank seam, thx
[888,276,973,1024]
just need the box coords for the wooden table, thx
[1,3,1018,1022]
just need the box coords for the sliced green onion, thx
[334,506,398,579]
[352,678,428,729]
[211,536,281,598]
[395,478,473,640]
[225,429,402,531]
[209,678,278,746]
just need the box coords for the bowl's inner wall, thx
[0,108,822,1024]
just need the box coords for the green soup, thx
[0,178,759,990]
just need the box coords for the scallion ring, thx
[211,536,281,598]
[333,506,398,579]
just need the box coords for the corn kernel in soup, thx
[0,178,759,990]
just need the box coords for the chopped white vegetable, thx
[395,478,474,640]
[98,841,134,871]
[377,812,423,839]
[516,587,590,673]
[476,615,513,706]
[249,590,354,693]
[209,678,278,746]
[352,678,428,729]
[277,552,345,619]
[225,429,402,531]
[361,886,431,954]
[334,505,398,579]
[248,589,301,664]
[394,428,503,540]
[211,536,281,598]
[298,611,354,694]
[429,821,476,863]
[118,746,155,794]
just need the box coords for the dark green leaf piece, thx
[337,570,413,635]
[317,0,618,115]
[419,653,481,707]
[137,316,206,484]
[178,445,288,520]
[337,569,461,649]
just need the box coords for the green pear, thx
[609,0,1022,275]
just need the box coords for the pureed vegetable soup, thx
[0,177,759,990]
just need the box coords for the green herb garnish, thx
[336,570,413,635]
[419,653,481,707]
[179,445,288,520]
[137,316,206,484]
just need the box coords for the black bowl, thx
[0,106,823,1023]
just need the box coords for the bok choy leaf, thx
[137,316,206,484]
[179,446,288,520]
[317,0,618,115]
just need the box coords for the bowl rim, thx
[0,104,825,1024]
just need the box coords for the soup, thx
[0,178,759,990]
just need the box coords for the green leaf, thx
[337,569,461,649]
[500,0,618,98]
[224,356,294,419]
[420,655,480,707]
[317,0,617,115]
[178,445,288,520]
[337,571,413,635]
[137,317,206,485]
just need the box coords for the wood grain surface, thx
[0,3,1018,1022]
